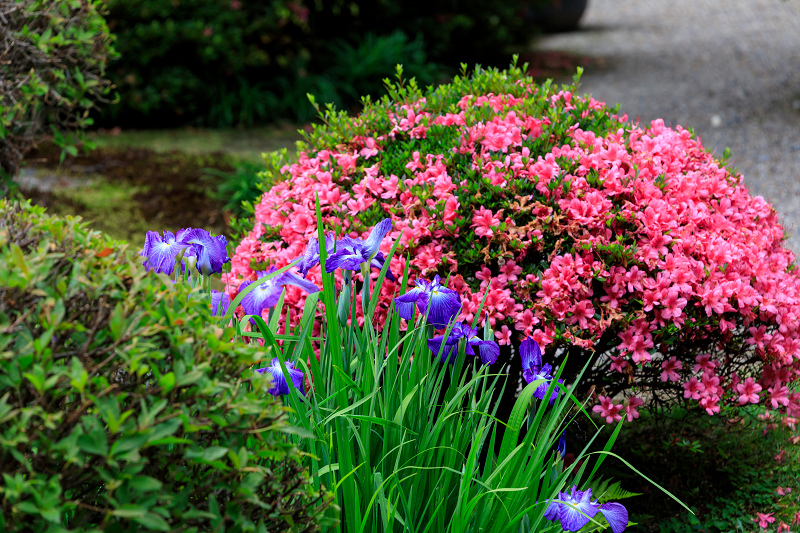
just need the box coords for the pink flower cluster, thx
[227,74,800,421]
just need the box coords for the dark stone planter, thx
[526,0,589,33]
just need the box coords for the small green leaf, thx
[134,513,170,531]
[129,476,162,493]
[158,372,176,392]
[109,302,125,341]
[40,507,60,523]
[77,432,108,457]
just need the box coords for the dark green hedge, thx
[100,0,537,128]
[0,200,332,532]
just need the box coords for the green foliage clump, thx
[0,0,115,182]
[0,201,331,532]
[595,407,789,532]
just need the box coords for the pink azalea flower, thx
[769,385,791,409]
[498,260,523,285]
[593,396,624,424]
[736,377,762,405]
[683,377,706,400]
[699,395,720,415]
[754,512,775,529]
[471,206,503,239]
[625,397,644,422]
[495,325,513,346]
[610,355,628,373]
[660,356,683,382]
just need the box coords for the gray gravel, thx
[535,0,800,254]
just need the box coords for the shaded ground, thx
[21,143,237,244]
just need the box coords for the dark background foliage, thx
[99,0,542,128]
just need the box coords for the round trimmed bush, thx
[0,201,331,532]
[227,63,800,423]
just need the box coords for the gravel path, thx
[535,0,800,254]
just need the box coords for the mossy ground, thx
[34,177,149,243]
[90,125,303,164]
[19,127,303,245]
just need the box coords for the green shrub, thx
[0,200,331,532]
[0,0,115,182]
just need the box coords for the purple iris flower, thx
[139,229,191,275]
[210,290,230,317]
[427,322,500,365]
[395,274,461,328]
[239,267,320,322]
[521,337,562,404]
[182,228,229,275]
[296,233,336,277]
[324,219,393,273]
[296,233,394,280]
[256,357,305,396]
[371,251,395,282]
[544,486,628,533]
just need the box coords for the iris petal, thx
[427,288,462,328]
[362,218,393,259]
[210,290,230,317]
[599,503,628,533]
[427,335,459,363]
[472,339,500,365]
[544,501,560,521]
[520,337,543,375]
[558,499,598,532]
[370,251,395,281]
[296,236,320,277]
[257,361,288,396]
[142,230,190,275]
[184,228,229,275]
[241,283,284,318]
[287,366,306,396]
[276,271,321,295]
[256,358,305,396]
[395,288,425,320]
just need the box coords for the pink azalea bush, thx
[226,62,800,421]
